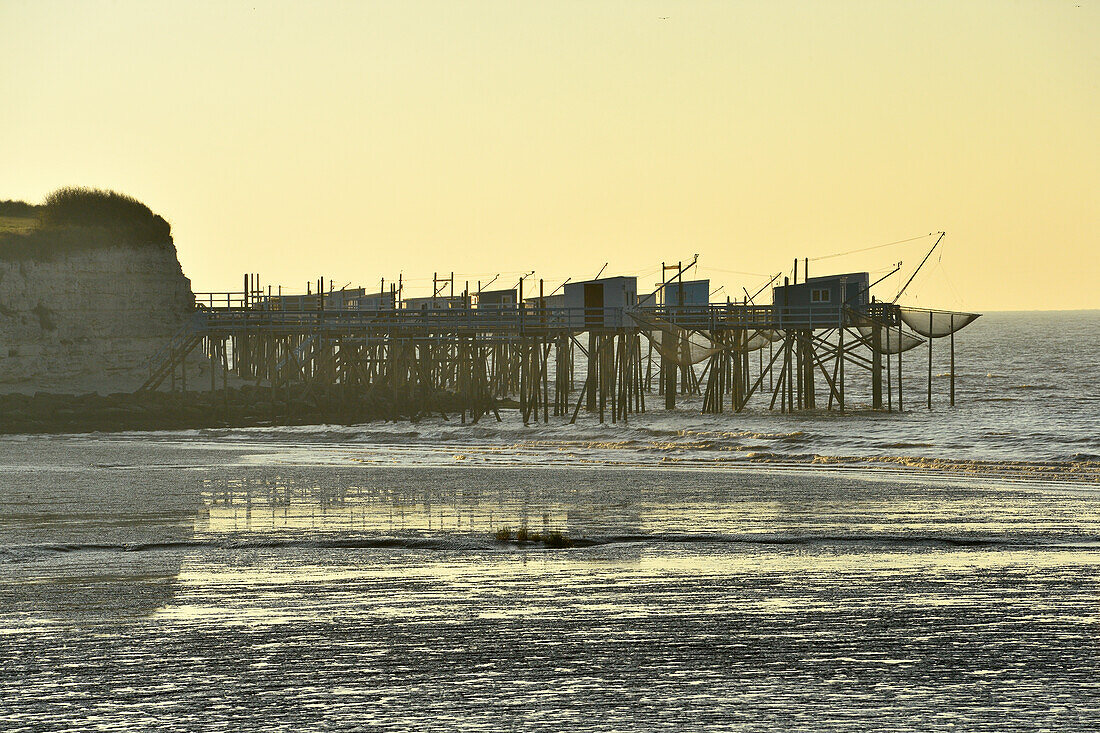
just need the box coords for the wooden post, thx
[587,332,598,412]
[871,324,883,409]
[927,311,933,410]
[221,339,229,420]
[598,337,606,423]
[898,319,903,412]
[542,339,550,423]
[950,314,956,407]
[886,336,892,412]
[768,339,774,393]
[803,331,815,409]
[787,333,794,412]
[662,328,676,409]
[794,332,802,410]
[269,339,277,425]
[732,330,744,410]
[519,339,528,425]
[838,326,845,412]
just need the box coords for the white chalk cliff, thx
[0,239,196,394]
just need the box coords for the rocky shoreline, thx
[0,386,505,434]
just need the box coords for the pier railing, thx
[189,301,900,335]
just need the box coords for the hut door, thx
[584,283,604,328]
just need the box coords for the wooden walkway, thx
[142,299,973,424]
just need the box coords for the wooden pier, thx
[143,283,979,424]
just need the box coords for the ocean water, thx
[2,311,1098,731]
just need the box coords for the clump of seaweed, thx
[494,525,574,549]
[544,531,572,548]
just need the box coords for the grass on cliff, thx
[0,200,40,236]
[0,215,38,235]
[0,188,173,260]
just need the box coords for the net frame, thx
[898,307,979,338]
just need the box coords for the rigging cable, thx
[809,233,935,262]
[894,232,946,302]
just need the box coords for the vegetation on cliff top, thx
[0,187,173,260]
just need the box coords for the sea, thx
[2,310,1098,731]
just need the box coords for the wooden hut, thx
[662,279,710,306]
[563,276,638,329]
[476,288,519,309]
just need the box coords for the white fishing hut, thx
[563,276,637,329]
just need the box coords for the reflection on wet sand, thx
[0,468,200,620]
[200,475,577,540]
[200,465,1100,546]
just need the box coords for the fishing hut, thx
[662,279,710,306]
[476,288,519,309]
[143,241,980,426]
[525,293,565,310]
[403,295,465,311]
[563,276,638,329]
[351,290,398,310]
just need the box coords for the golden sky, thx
[2,1,1096,310]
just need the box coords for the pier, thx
[143,268,979,424]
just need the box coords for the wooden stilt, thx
[950,314,956,407]
[927,311,933,410]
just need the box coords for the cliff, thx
[0,190,198,394]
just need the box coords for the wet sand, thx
[2,436,1098,730]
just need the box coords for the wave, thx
[62,399,1100,483]
[802,453,1100,482]
[439,444,1100,483]
[669,429,808,442]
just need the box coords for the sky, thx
[1,0,1096,310]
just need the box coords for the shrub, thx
[0,200,38,217]
[495,526,512,542]
[44,187,147,226]
[41,187,171,244]
[0,187,174,259]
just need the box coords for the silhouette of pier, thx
[143,270,978,424]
